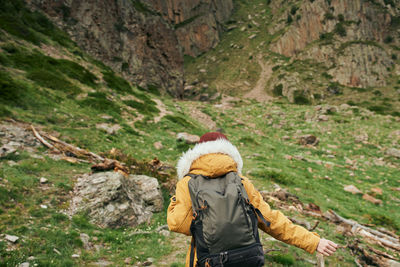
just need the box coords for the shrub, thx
[324,12,335,20]
[322,72,333,79]
[384,36,393,43]
[121,62,129,72]
[290,6,298,15]
[272,84,283,96]
[367,105,386,114]
[287,15,293,24]
[319,32,333,40]
[334,23,346,37]
[272,65,280,71]
[373,90,382,96]
[327,82,342,95]
[338,14,344,22]
[293,91,311,105]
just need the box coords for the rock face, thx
[147,0,234,57]
[28,0,233,95]
[29,0,184,96]
[270,0,397,89]
[69,171,163,228]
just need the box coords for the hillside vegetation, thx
[0,0,399,266]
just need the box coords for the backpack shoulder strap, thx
[186,173,197,179]
[189,237,195,267]
[251,204,271,227]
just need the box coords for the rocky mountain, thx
[27,0,233,96]
[184,0,400,116]
[270,0,398,89]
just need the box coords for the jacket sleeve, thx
[241,176,320,254]
[167,176,193,236]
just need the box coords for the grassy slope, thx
[0,0,399,266]
[184,0,400,116]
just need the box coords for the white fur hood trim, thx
[176,139,243,180]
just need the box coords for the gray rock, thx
[80,233,91,250]
[153,142,163,150]
[69,172,163,228]
[100,115,113,120]
[177,132,200,144]
[93,260,112,266]
[159,230,170,237]
[5,234,19,243]
[7,161,17,166]
[18,263,29,267]
[40,177,48,184]
[318,115,329,121]
[0,144,16,157]
[96,123,122,135]
[386,148,400,158]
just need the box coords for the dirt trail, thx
[153,99,173,123]
[243,54,273,102]
[157,232,191,266]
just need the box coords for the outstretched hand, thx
[317,238,338,256]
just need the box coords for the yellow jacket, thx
[167,139,320,266]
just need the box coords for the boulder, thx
[0,143,17,157]
[5,234,19,243]
[177,132,200,144]
[386,148,400,158]
[69,172,163,228]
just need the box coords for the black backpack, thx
[187,172,270,267]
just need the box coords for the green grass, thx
[0,0,400,265]
[27,69,81,96]
[102,71,132,93]
[0,0,75,48]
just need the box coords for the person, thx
[167,132,337,266]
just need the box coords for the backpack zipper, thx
[219,251,228,266]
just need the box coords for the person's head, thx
[199,132,228,143]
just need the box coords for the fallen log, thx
[324,210,400,252]
[31,125,56,150]
[41,133,104,162]
[91,159,129,174]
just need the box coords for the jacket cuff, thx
[306,233,321,254]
